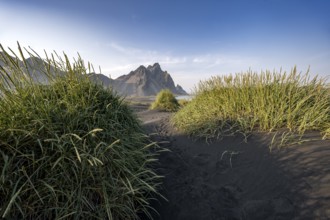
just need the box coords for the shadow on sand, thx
[136,108,330,220]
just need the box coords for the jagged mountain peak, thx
[147,63,161,72]
[147,62,160,68]
[137,65,148,71]
[110,63,187,96]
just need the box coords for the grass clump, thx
[0,43,161,219]
[172,67,330,143]
[150,89,179,112]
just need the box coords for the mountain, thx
[0,54,64,84]
[111,63,188,96]
[88,73,114,88]
[0,53,188,96]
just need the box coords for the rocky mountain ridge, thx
[90,63,187,96]
[0,53,187,96]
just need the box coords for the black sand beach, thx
[131,101,330,220]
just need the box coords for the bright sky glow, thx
[1,0,329,92]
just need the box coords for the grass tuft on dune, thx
[0,43,161,219]
[172,67,330,144]
[150,89,179,112]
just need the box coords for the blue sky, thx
[1,0,329,91]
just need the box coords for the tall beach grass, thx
[172,67,330,145]
[0,43,162,219]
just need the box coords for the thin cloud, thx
[99,42,264,89]
[105,42,187,66]
[106,42,142,55]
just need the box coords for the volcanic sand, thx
[131,101,330,220]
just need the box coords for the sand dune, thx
[133,103,330,220]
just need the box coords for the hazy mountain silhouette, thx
[0,54,64,84]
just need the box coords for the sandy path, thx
[134,105,330,220]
